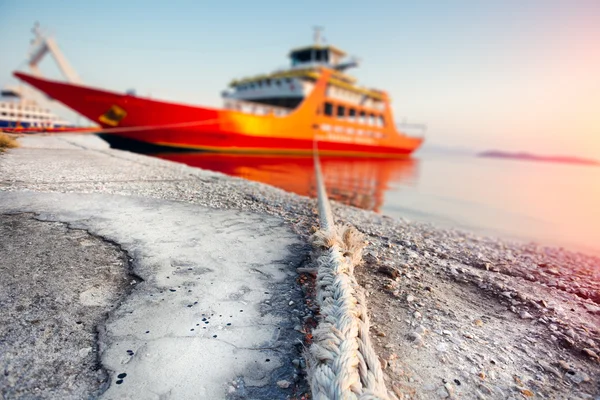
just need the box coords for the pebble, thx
[436,342,449,352]
[558,360,570,370]
[583,303,600,314]
[379,357,388,370]
[582,348,599,360]
[277,380,291,389]
[436,386,449,398]
[378,265,400,279]
[442,330,452,336]
[78,347,92,357]
[444,382,455,397]
[519,388,534,397]
[406,295,416,302]
[413,311,422,319]
[288,301,294,306]
[408,332,425,347]
[408,332,423,342]
[565,328,577,339]
[415,325,428,335]
[519,311,534,319]
[538,360,562,377]
[567,371,590,384]
[385,352,398,361]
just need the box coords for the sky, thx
[1,0,599,158]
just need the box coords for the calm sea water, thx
[383,151,600,256]
[151,150,600,256]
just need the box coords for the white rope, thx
[306,148,390,400]
[97,118,221,134]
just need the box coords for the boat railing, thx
[223,99,292,117]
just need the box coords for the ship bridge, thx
[289,45,358,73]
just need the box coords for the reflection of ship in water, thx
[154,153,418,212]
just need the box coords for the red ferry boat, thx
[14,31,423,157]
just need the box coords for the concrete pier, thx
[0,135,309,399]
[2,135,599,400]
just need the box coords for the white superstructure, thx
[0,87,71,129]
[1,23,81,130]
[221,28,386,112]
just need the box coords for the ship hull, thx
[14,70,423,157]
[100,129,416,157]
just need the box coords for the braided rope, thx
[306,150,390,400]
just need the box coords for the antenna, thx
[313,26,324,45]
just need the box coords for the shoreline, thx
[1,134,598,399]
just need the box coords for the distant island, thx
[478,151,600,166]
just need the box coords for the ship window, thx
[275,79,281,86]
[292,50,313,64]
[359,111,366,124]
[285,78,292,83]
[1,112,5,116]
[315,49,329,63]
[370,114,377,126]
[266,79,271,86]
[348,108,356,122]
[336,105,345,119]
[379,115,385,127]
[324,102,333,116]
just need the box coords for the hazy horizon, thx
[1,0,598,159]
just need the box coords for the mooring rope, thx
[307,144,390,400]
[94,118,221,135]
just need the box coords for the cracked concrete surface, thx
[0,192,306,399]
[0,136,309,399]
[0,213,131,399]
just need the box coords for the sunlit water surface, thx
[151,150,600,256]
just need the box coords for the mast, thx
[313,26,324,46]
